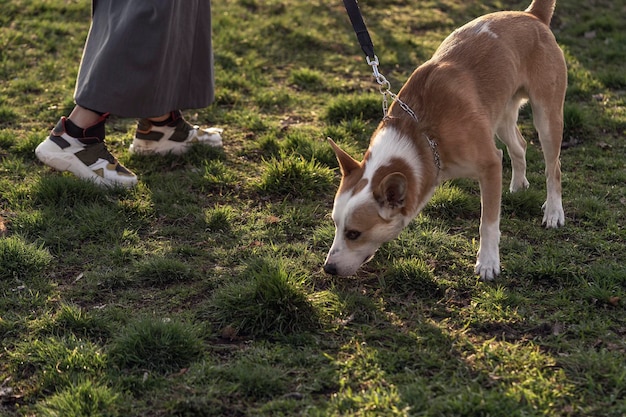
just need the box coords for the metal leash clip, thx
[367,55,392,115]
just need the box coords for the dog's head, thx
[323,137,415,276]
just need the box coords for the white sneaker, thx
[129,114,223,156]
[35,117,138,188]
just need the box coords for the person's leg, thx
[67,105,104,128]
[35,105,138,188]
[146,113,171,123]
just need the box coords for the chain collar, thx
[369,56,441,171]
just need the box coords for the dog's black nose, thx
[323,263,338,275]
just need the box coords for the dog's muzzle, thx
[323,254,374,276]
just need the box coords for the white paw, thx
[510,177,530,193]
[475,257,500,281]
[475,262,500,281]
[542,201,565,228]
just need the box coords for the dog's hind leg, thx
[531,100,565,228]
[496,98,530,193]
[526,39,567,228]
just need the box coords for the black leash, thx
[342,0,391,111]
[342,0,375,60]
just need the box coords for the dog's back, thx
[393,0,564,141]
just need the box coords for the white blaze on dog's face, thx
[324,130,421,276]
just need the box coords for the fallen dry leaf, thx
[608,296,620,306]
[220,325,238,341]
[266,215,281,224]
[0,215,7,237]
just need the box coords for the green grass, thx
[108,317,203,374]
[36,380,119,417]
[1,0,625,415]
[0,235,52,280]
[208,258,322,337]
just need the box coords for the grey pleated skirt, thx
[74,0,214,118]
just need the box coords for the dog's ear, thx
[328,138,360,176]
[375,172,407,219]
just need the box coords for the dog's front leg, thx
[474,150,503,280]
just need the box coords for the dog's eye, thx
[345,230,361,241]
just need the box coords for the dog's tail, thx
[525,0,556,25]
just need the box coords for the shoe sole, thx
[128,141,190,156]
[35,139,137,188]
[129,133,223,156]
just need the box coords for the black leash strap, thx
[343,0,375,60]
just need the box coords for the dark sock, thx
[64,116,107,142]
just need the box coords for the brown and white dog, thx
[324,0,566,280]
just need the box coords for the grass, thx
[1,0,625,415]
[108,317,204,373]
